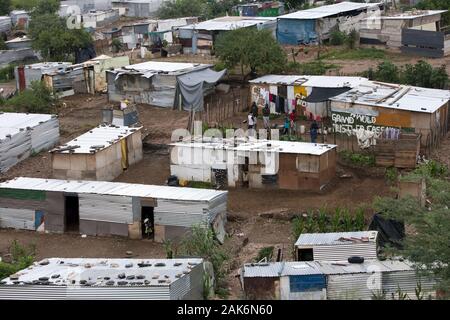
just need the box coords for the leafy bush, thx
[329,29,348,46]
[385,167,399,184]
[364,60,448,89]
[0,38,7,50]
[0,240,35,279]
[187,181,214,189]
[178,225,229,295]
[3,80,58,113]
[255,246,274,262]
[413,160,449,179]
[291,206,368,240]
[0,64,16,82]
[346,29,359,50]
[339,150,375,167]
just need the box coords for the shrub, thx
[329,29,347,46]
[385,167,398,184]
[0,64,16,82]
[3,80,58,113]
[178,225,229,295]
[339,150,375,167]
[346,29,359,50]
[255,246,274,262]
[0,240,35,279]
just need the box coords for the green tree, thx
[416,0,450,25]
[11,0,39,11]
[0,38,7,50]
[373,163,450,295]
[29,13,92,61]
[215,28,287,79]
[373,61,400,83]
[157,0,209,19]
[3,80,58,113]
[0,0,11,15]
[31,0,60,17]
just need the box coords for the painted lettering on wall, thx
[331,111,388,136]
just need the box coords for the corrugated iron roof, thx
[1,258,203,287]
[330,80,450,113]
[0,177,228,202]
[179,16,276,31]
[121,61,212,74]
[295,231,378,247]
[51,125,141,154]
[243,259,419,278]
[374,9,447,20]
[172,138,337,156]
[0,113,56,140]
[249,75,368,88]
[279,2,382,20]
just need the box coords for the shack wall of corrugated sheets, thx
[382,271,436,300]
[79,194,133,224]
[313,243,378,261]
[0,208,35,230]
[0,114,59,173]
[326,273,380,300]
[0,285,172,300]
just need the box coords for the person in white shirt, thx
[247,112,255,129]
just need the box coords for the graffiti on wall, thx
[331,110,393,136]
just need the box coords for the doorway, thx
[141,206,154,239]
[297,248,314,261]
[64,195,79,232]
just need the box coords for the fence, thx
[401,29,450,58]
[192,86,249,126]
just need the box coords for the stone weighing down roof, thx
[172,138,337,156]
[0,113,57,141]
[0,177,228,202]
[295,231,378,247]
[0,258,203,287]
[279,1,382,20]
[330,80,450,114]
[50,125,142,154]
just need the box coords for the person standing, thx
[263,103,270,130]
[247,112,255,130]
[310,120,319,143]
[251,102,258,130]
[282,116,290,135]
[289,109,297,135]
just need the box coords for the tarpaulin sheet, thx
[368,213,405,249]
[176,68,226,111]
[304,87,351,103]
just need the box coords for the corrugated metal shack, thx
[277,2,383,45]
[106,61,225,108]
[16,56,129,95]
[0,177,228,242]
[249,75,367,120]
[233,1,285,17]
[241,260,437,300]
[5,36,32,50]
[177,16,277,55]
[111,0,165,18]
[120,17,198,49]
[15,62,74,94]
[329,80,450,153]
[0,258,204,300]
[295,231,378,262]
[0,16,12,34]
[60,0,113,13]
[360,10,448,50]
[171,138,337,191]
[50,125,143,181]
[9,10,30,29]
[82,9,120,29]
[0,113,60,173]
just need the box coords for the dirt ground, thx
[0,46,449,298]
